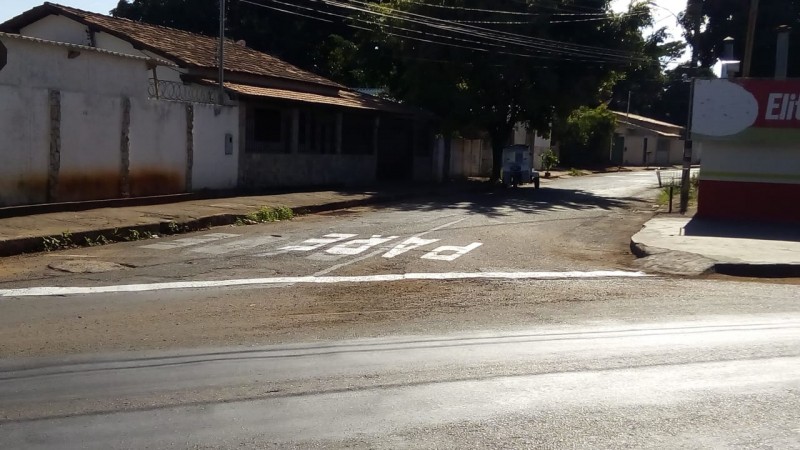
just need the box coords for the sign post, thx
[680,79,695,214]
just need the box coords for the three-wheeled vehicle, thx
[501,144,540,189]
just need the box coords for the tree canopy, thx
[680,0,800,77]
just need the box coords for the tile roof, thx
[0,2,342,89]
[203,80,428,116]
[611,111,683,130]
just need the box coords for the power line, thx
[322,0,647,62]
[399,0,611,16]
[242,0,651,64]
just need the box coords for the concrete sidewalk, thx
[631,215,800,277]
[0,183,484,257]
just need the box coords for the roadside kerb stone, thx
[631,217,800,278]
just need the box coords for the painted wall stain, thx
[57,171,122,202]
[0,176,48,206]
[129,168,185,197]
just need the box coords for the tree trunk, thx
[489,128,510,182]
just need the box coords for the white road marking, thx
[382,237,441,259]
[421,243,484,261]
[140,233,240,250]
[259,233,357,256]
[189,235,286,255]
[0,271,649,297]
[326,235,399,256]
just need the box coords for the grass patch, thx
[239,206,294,225]
[658,174,699,206]
[569,168,588,177]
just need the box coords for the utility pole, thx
[742,0,759,77]
[626,91,632,118]
[679,79,695,214]
[218,0,226,105]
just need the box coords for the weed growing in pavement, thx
[42,232,76,252]
[569,168,588,177]
[241,206,294,225]
[167,221,180,234]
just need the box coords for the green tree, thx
[357,0,653,180]
[679,0,800,76]
[556,105,617,165]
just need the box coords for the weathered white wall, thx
[0,85,50,206]
[193,104,240,190]
[19,14,185,85]
[129,98,188,196]
[20,14,89,45]
[0,36,149,98]
[59,92,123,201]
[94,32,184,83]
[0,35,240,206]
[449,139,491,178]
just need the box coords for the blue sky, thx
[1,1,118,21]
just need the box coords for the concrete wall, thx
[20,14,88,45]
[450,139,491,178]
[241,154,377,188]
[58,91,124,201]
[0,85,50,206]
[129,97,188,196]
[0,35,148,98]
[0,35,240,206]
[193,104,239,190]
[19,14,186,85]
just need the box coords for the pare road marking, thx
[140,233,240,250]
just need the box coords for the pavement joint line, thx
[0,271,650,298]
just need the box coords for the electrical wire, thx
[242,0,652,64]
[318,0,647,62]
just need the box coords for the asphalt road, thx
[2,304,799,448]
[0,171,660,289]
[3,171,800,448]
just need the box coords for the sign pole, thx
[680,78,695,214]
[218,0,225,105]
[743,0,759,77]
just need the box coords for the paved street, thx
[2,171,799,448]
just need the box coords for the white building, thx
[0,3,433,207]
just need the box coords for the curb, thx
[630,239,800,278]
[0,186,486,258]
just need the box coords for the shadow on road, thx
[381,185,648,218]
[683,218,800,242]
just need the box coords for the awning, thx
[201,79,428,116]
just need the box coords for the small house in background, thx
[0,2,435,207]
[447,125,551,179]
[610,111,698,167]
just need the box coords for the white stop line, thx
[0,271,649,298]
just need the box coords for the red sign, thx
[692,79,800,138]
[737,79,800,129]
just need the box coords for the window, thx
[298,110,336,154]
[246,107,288,153]
[342,113,374,155]
[253,108,282,143]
